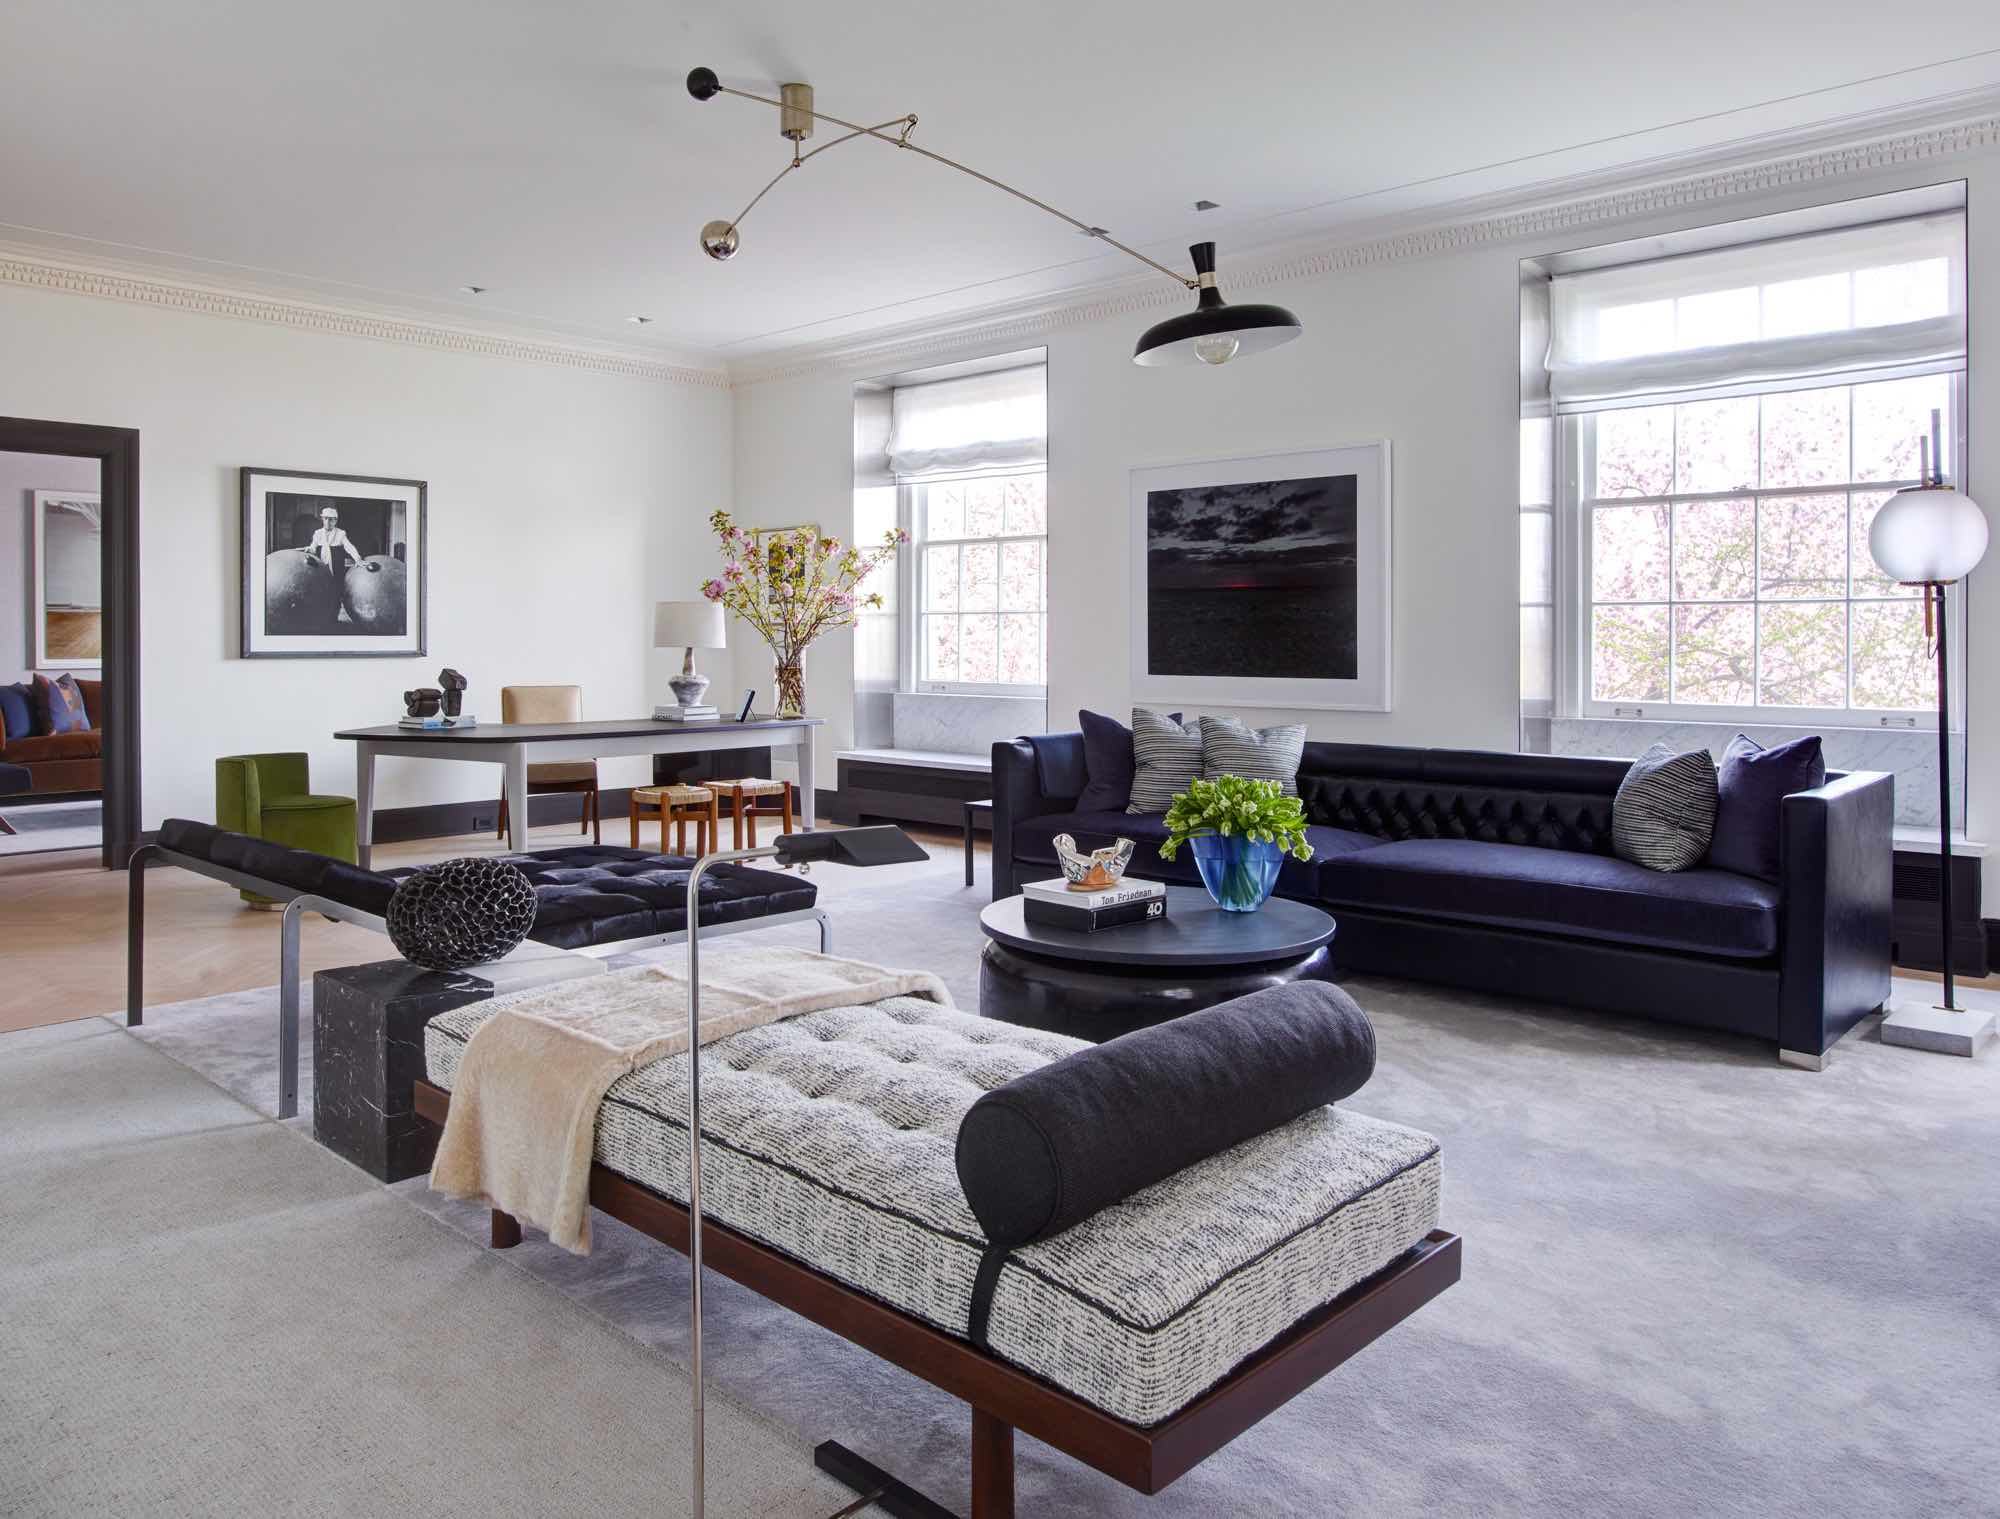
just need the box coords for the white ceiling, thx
[3,0,1999,364]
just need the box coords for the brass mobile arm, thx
[686,67,1196,290]
[685,67,1306,366]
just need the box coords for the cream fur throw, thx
[429,945,951,1252]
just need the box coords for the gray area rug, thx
[105,845,2000,1516]
[0,798,100,855]
[0,1018,873,1518]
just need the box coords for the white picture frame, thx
[1129,441,1391,712]
[31,490,103,671]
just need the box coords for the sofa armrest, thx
[991,734,1084,901]
[1778,769,1894,1063]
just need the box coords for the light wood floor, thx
[0,816,976,1035]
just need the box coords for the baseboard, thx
[4,789,104,806]
[369,787,638,845]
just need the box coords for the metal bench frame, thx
[125,843,830,1119]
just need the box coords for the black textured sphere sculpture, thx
[387,857,537,971]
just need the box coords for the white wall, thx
[0,449,100,676]
[729,139,2000,893]
[0,286,731,827]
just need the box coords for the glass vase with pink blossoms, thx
[699,510,906,719]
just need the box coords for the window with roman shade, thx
[1545,209,1967,723]
[885,363,1049,694]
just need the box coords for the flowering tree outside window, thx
[915,471,1048,692]
[1582,374,1952,716]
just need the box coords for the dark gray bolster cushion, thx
[954,980,1377,1250]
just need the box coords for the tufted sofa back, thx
[1297,744,1634,856]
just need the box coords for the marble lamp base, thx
[1880,999,1996,1058]
[668,670,712,709]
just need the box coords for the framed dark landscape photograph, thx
[240,467,426,658]
[1130,442,1390,710]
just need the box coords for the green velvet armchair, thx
[215,752,357,905]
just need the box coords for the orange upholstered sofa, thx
[0,677,103,793]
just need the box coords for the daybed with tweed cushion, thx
[416,990,1457,1512]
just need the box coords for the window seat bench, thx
[833,747,993,830]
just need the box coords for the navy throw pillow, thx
[36,673,92,735]
[1709,734,1824,881]
[1077,708,1180,813]
[0,681,33,744]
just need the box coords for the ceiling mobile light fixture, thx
[685,67,1302,367]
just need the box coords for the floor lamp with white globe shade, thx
[1869,409,1993,1057]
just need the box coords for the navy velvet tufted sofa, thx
[991,735,1893,1068]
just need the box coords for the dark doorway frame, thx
[0,416,141,868]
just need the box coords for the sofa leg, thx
[1778,1048,1827,1072]
[491,1209,522,1249]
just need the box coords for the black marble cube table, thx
[313,950,606,1181]
[313,960,498,1182]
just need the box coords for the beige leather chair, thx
[496,685,600,844]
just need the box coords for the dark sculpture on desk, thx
[403,688,442,719]
[438,668,467,718]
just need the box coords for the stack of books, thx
[654,704,719,722]
[1021,876,1167,933]
[398,713,477,730]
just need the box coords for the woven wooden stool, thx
[703,777,795,849]
[630,783,721,856]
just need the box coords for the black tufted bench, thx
[992,735,1894,1069]
[127,819,826,1117]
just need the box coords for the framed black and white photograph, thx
[1130,442,1390,711]
[240,467,426,658]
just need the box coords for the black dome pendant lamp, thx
[686,69,1305,370]
[1132,242,1303,367]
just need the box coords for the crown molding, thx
[0,245,731,390]
[728,89,2000,388]
[5,85,1994,395]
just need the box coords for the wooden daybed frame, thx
[413,1080,1460,1519]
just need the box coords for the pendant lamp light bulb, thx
[1193,333,1240,366]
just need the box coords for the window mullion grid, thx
[1667,403,1682,710]
[1748,399,1763,710]
[1580,478,1922,509]
[1844,386,1856,709]
[1665,492,1678,704]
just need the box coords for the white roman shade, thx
[1548,212,1965,414]
[886,364,1047,478]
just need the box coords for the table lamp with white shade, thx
[1869,409,1992,1057]
[654,600,727,713]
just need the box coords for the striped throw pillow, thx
[1126,709,1204,814]
[1612,743,1718,872]
[1198,716,1306,796]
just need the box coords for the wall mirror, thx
[32,490,102,669]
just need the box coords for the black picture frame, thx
[239,467,427,659]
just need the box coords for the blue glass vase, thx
[1188,833,1283,912]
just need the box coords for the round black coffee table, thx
[978,885,1337,1042]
